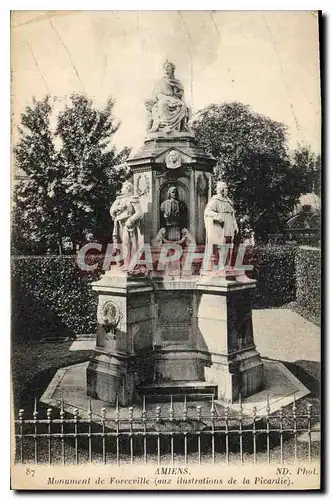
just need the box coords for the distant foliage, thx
[13,94,131,255]
[292,144,321,196]
[191,102,309,241]
[295,246,321,324]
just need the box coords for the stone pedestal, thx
[87,271,264,405]
[86,272,154,406]
[151,279,211,384]
[197,275,264,403]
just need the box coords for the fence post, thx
[73,408,79,465]
[279,406,284,465]
[116,396,120,466]
[210,396,216,465]
[156,406,161,465]
[88,398,92,463]
[33,398,38,465]
[253,406,257,465]
[47,408,52,466]
[225,405,229,465]
[18,409,24,464]
[266,394,270,464]
[307,402,312,463]
[183,395,188,465]
[129,406,134,465]
[239,394,243,466]
[60,398,65,465]
[293,396,297,463]
[101,407,106,465]
[142,396,147,465]
[196,405,202,465]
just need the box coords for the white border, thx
[2,2,330,498]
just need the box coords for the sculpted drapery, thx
[146,60,191,133]
[204,182,239,245]
[110,181,143,264]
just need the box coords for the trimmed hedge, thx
[12,246,300,341]
[294,246,321,324]
[245,245,297,308]
[11,255,104,340]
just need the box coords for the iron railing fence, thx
[14,395,320,466]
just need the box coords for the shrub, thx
[294,246,321,323]
[11,255,105,340]
[244,245,297,308]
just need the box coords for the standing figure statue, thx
[160,185,187,241]
[145,60,191,133]
[110,181,143,268]
[204,181,239,267]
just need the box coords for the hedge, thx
[245,245,297,308]
[294,246,321,324]
[11,255,103,340]
[11,246,300,341]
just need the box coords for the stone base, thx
[87,351,153,406]
[41,359,310,420]
[205,350,264,403]
[197,275,264,403]
[152,348,211,383]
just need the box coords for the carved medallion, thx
[98,301,121,340]
[165,150,182,169]
[136,173,150,196]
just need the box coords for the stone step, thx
[138,381,217,402]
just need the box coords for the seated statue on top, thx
[145,60,192,134]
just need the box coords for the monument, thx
[86,60,264,405]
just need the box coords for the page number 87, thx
[25,468,35,477]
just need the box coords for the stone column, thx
[197,276,264,403]
[86,274,154,406]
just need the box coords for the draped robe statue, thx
[145,60,191,133]
[110,181,143,267]
[204,182,239,245]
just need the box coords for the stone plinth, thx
[87,270,264,406]
[86,272,154,406]
[43,359,309,420]
[197,274,264,403]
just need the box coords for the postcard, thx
[10,10,321,490]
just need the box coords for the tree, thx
[191,102,308,241]
[292,144,321,196]
[13,94,131,254]
[13,96,61,254]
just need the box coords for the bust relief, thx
[166,150,182,169]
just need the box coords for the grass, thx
[11,338,94,414]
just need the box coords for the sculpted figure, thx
[204,181,239,245]
[110,181,143,265]
[160,185,187,241]
[145,60,191,133]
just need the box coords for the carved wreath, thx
[99,301,121,327]
[136,174,150,196]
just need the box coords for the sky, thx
[11,10,321,156]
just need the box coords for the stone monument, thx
[86,60,264,405]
